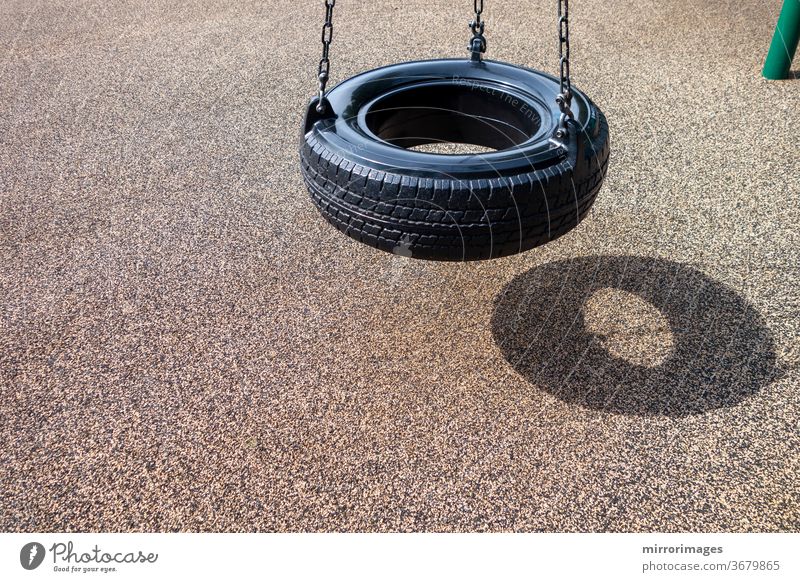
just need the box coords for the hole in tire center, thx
[365,83,541,154]
[407,142,497,155]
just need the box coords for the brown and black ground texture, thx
[1,1,798,531]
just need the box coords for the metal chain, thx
[313,0,573,129]
[556,0,573,137]
[468,0,487,61]
[316,0,336,113]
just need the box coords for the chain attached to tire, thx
[314,0,573,131]
[556,0,573,138]
[468,0,487,61]
[316,0,336,113]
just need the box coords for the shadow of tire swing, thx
[491,256,780,417]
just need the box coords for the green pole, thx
[763,0,800,79]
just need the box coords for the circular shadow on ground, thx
[491,255,780,416]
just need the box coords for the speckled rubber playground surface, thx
[1,0,798,531]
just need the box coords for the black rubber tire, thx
[300,60,610,261]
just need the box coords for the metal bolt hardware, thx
[556,0,574,138]
[316,0,336,113]
[468,0,487,61]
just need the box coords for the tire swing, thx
[300,1,609,261]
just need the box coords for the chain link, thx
[469,0,487,60]
[556,0,573,137]
[316,0,336,113]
